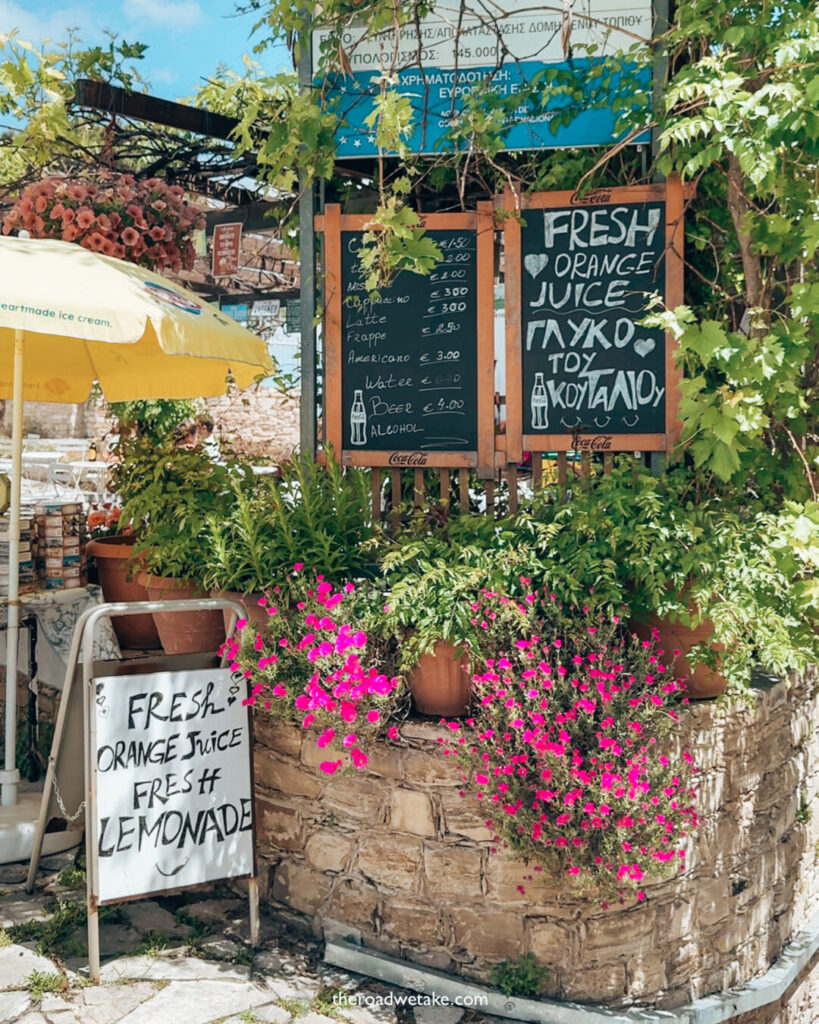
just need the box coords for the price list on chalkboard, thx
[520,197,668,437]
[340,230,479,454]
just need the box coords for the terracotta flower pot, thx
[210,588,270,634]
[86,535,160,650]
[137,573,226,655]
[635,612,727,699]
[409,641,471,717]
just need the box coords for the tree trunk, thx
[725,152,765,319]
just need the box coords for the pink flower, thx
[317,729,335,748]
[350,747,368,769]
[320,760,343,774]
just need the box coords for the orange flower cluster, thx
[2,172,204,272]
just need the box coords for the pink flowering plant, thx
[2,172,202,272]
[441,588,697,901]
[231,569,406,774]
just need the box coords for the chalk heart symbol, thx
[634,338,656,358]
[524,253,548,278]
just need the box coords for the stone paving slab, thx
[99,952,252,983]
[0,896,51,929]
[121,900,192,938]
[79,981,158,1024]
[0,991,32,1021]
[0,944,61,987]
[115,979,279,1024]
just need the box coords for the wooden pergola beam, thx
[72,79,240,141]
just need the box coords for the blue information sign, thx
[314,1,652,158]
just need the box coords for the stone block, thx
[449,907,524,960]
[627,958,668,1000]
[255,747,321,798]
[322,776,387,823]
[423,844,483,897]
[363,745,406,780]
[584,907,657,958]
[398,721,450,743]
[696,875,730,928]
[271,859,331,915]
[656,898,695,943]
[301,736,345,770]
[381,901,444,946]
[390,789,436,836]
[562,963,627,1003]
[327,879,380,929]
[254,716,303,757]
[357,835,422,890]
[305,830,354,873]
[439,790,493,841]
[404,749,460,786]
[483,854,545,903]
[528,919,574,963]
[256,795,304,851]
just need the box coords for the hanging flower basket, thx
[2,172,203,273]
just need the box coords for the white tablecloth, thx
[1,585,121,691]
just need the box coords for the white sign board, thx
[313,0,652,156]
[92,668,254,903]
[251,299,281,317]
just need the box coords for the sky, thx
[0,0,290,99]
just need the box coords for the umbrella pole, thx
[1,328,24,807]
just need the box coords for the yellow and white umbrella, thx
[0,234,273,807]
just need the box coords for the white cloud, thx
[121,0,204,29]
[0,1,97,45]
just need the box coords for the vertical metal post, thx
[2,328,24,807]
[82,623,100,983]
[650,0,672,182]
[298,9,317,456]
[651,0,672,476]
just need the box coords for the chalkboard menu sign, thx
[504,179,684,459]
[320,205,495,474]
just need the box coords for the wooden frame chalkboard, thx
[502,177,684,462]
[317,204,496,477]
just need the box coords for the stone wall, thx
[253,674,819,1011]
[0,389,300,463]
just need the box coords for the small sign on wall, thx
[212,223,243,278]
[92,667,254,903]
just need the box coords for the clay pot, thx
[635,612,726,699]
[137,573,226,655]
[210,588,270,634]
[86,535,160,650]
[409,641,471,717]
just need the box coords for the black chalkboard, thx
[341,230,479,452]
[520,201,667,436]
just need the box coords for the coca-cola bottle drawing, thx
[530,372,548,429]
[350,389,367,445]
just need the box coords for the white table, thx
[65,461,111,502]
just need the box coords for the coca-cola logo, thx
[571,434,613,451]
[570,189,612,206]
[388,452,429,466]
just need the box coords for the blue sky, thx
[0,0,290,99]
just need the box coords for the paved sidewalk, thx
[0,853,493,1024]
